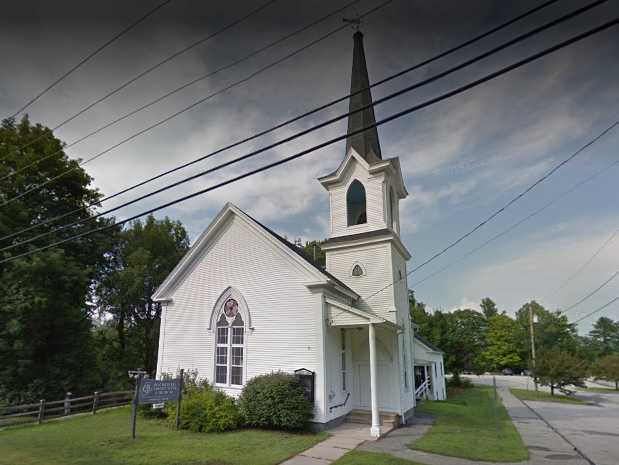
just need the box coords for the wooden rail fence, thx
[0,390,133,428]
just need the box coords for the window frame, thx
[214,303,246,389]
[346,179,367,226]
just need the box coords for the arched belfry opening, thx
[347,179,367,226]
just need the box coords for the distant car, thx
[502,368,514,376]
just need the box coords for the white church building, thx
[154,31,445,438]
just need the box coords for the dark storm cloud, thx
[1,0,618,328]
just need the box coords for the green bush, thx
[166,383,241,433]
[239,372,313,430]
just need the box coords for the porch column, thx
[368,323,381,437]
[423,365,428,399]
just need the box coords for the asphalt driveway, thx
[465,375,619,465]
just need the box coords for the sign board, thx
[138,379,180,405]
[294,368,315,403]
[131,370,184,439]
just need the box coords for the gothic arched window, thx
[351,264,364,277]
[215,298,245,386]
[347,179,367,226]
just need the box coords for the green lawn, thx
[332,451,424,465]
[409,387,528,462]
[0,406,327,465]
[510,388,584,404]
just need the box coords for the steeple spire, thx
[345,31,382,161]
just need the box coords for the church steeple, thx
[345,31,382,162]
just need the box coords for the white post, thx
[368,323,381,438]
[423,366,428,399]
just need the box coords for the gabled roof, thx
[414,333,444,354]
[152,203,358,302]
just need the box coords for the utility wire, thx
[362,18,619,302]
[7,0,173,119]
[0,0,587,242]
[0,0,604,251]
[572,296,619,324]
[6,0,279,154]
[2,0,360,182]
[0,0,559,227]
[2,16,617,265]
[563,270,619,314]
[0,0,394,208]
[409,121,619,288]
[555,226,619,291]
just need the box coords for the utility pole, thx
[528,304,538,391]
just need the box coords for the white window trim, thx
[214,320,246,389]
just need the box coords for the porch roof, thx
[325,298,399,330]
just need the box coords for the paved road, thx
[465,375,619,465]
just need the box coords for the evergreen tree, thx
[591,353,619,390]
[480,297,498,319]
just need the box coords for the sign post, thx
[131,373,143,440]
[175,369,184,430]
[130,370,184,439]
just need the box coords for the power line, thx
[6,0,279,155]
[563,270,619,314]
[555,226,619,291]
[6,0,173,119]
[0,0,560,233]
[0,0,604,251]
[2,16,617,264]
[0,0,560,244]
[2,0,360,182]
[572,296,619,324]
[409,121,619,288]
[0,0,394,208]
[362,17,619,302]
[0,0,594,242]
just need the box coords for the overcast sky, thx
[1,0,618,333]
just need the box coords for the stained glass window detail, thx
[215,298,245,386]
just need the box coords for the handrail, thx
[415,380,430,398]
[329,392,350,412]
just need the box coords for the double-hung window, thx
[215,299,245,386]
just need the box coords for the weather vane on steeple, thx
[342,13,361,31]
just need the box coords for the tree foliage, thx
[536,349,587,395]
[480,297,498,319]
[95,215,189,380]
[481,314,522,371]
[591,353,619,390]
[0,117,113,403]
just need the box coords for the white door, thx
[354,362,398,412]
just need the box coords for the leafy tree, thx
[480,297,498,319]
[443,309,487,377]
[0,117,113,403]
[514,301,579,371]
[303,240,325,267]
[588,317,619,356]
[481,314,522,371]
[591,353,619,390]
[536,349,587,395]
[96,215,189,378]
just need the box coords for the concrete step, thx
[345,410,400,428]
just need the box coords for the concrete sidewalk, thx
[281,423,373,465]
[359,388,589,465]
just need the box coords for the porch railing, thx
[415,379,430,399]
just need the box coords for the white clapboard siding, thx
[156,214,329,420]
[325,242,396,323]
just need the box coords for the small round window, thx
[352,264,364,277]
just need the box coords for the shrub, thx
[166,383,241,432]
[238,372,313,430]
